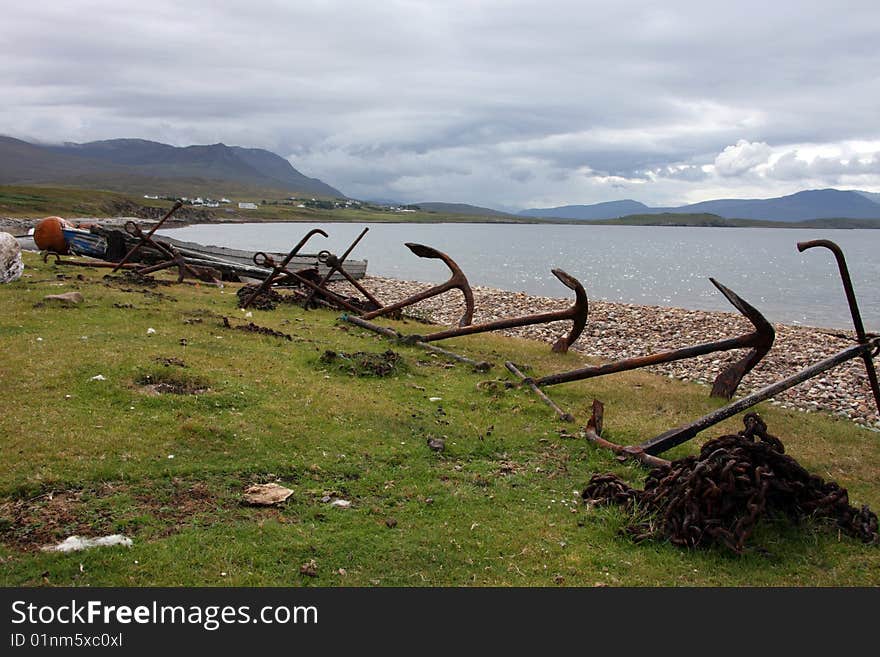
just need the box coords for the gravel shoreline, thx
[356,275,879,430]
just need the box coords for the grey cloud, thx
[1,1,880,207]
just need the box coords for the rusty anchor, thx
[301,227,372,310]
[109,203,220,284]
[631,240,880,458]
[410,269,589,354]
[111,201,184,273]
[240,228,329,309]
[249,253,369,315]
[361,244,475,327]
[533,278,774,398]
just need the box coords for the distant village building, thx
[238,202,258,210]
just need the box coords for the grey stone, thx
[0,232,23,283]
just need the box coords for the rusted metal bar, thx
[798,239,880,414]
[638,339,878,455]
[112,201,183,272]
[302,227,369,310]
[341,314,492,371]
[41,252,139,269]
[534,278,774,398]
[361,244,475,327]
[504,361,574,422]
[414,269,589,354]
[325,254,383,309]
[240,229,328,309]
[281,269,368,314]
[583,400,670,468]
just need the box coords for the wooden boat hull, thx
[89,226,367,282]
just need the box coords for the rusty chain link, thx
[583,413,879,553]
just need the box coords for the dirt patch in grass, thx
[0,479,265,551]
[154,356,186,368]
[0,490,114,552]
[319,349,406,377]
[135,370,209,395]
[221,316,292,341]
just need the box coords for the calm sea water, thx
[159,223,880,331]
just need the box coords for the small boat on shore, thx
[62,227,108,259]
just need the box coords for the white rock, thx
[0,233,24,284]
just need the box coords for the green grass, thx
[1,253,878,586]
[0,185,145,219]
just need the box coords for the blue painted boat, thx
[62,228,107,258]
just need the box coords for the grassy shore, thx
[1,252,879,586]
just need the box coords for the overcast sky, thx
[2,0,879,209]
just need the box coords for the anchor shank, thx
[286,271,365,314]
[334,263,383,307]
[362,282,452,320]
[505,361,573,422]
[638,341,872,455]
[341,314,491,369]
[422,308,571,343]
[536,333,759,387]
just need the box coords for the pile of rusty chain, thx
[582,413,879,553]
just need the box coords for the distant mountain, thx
[363,197,403,206]
[520,189,880,222]
[413,202,513,217]
[0,136,343,198]
[857,191,880,204]
[679,189,880,221]
[521,199,653,220]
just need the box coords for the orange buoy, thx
[33,216,73,254]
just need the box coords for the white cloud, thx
[713,140,772,177]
